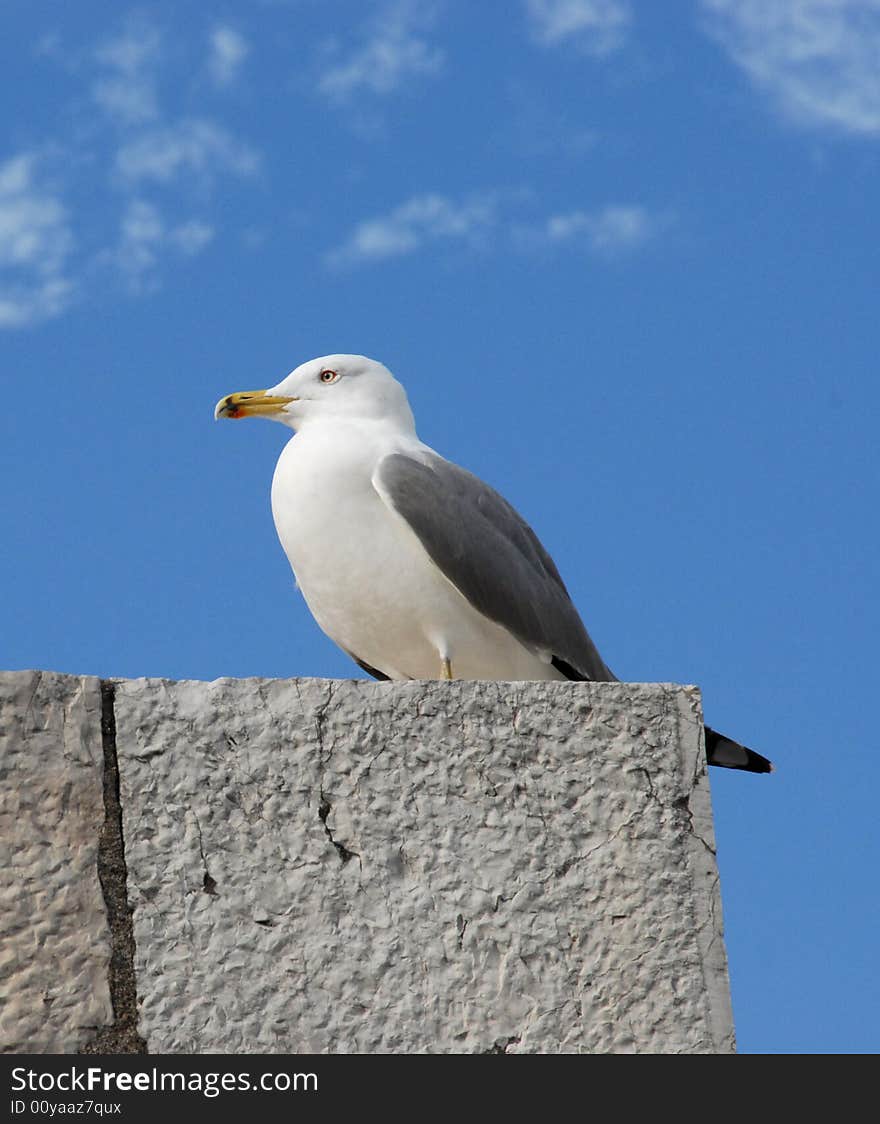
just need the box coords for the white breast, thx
[270,423,558,681]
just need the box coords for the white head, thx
[215,354,416,435]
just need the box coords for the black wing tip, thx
[550,655,588,682]
[705,727,774,774]
[728,748,774,774]
[352,656,391,681]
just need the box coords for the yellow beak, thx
[214,390,298,420]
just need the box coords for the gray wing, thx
[374,450,615,682]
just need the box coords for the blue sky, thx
[3,1,878,1054]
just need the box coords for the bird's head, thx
[214,354,415,433]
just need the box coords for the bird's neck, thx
[283,417,419,481]
[293,414,417,450]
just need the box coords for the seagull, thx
[216,354,771,773]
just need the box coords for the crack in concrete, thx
[318,793,361,867]
[22,668,43,733]
[681,792,717,856]
[310,683,363,867]
[482,1034,521,1054]
[193,813,219,896]
[312,681,335,772]
[80,680,147,1055]
[633,765,658,804]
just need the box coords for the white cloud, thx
[318,0,443,100]
[326,193,497,266]
[0,277,72,329]
[328,194,660,267]
[4,19,259,324]
[525,0,632,54]
[110,199,214,290]
[115,199,164,285]
[208,26,249,86]
[0,154,74,328]
[702,0,880,135]
[116,119,259,184]
[90,18,258,186]
[170,219,214,255]
[92,20,162,124]
[534,204,656,253]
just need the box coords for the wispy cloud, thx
[0,154,74,327]
[1,16,261,328]
[208,26,249,86]
[523,204,658,254]
[702,0,880,135]
[92,19,163,125]
[326,193,497,267]
[107,199,214,290]
[91,20,258,188]
[524,0,632,54]
[318,0,443,100]
[116,119,259,184]
[327,193,659,267]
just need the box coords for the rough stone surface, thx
[114,677,734,1054]
[0,671,113,1052]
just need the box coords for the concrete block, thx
[0,671,113,1053]
[114,677,734,1054]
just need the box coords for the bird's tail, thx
[705,727,773,773]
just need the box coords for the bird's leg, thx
[441,657,453,680]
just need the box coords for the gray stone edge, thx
[4,672,734,1054]
[678,687,736,1053]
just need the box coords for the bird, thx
[215,353,771,773]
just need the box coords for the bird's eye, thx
[319,369,339,384]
